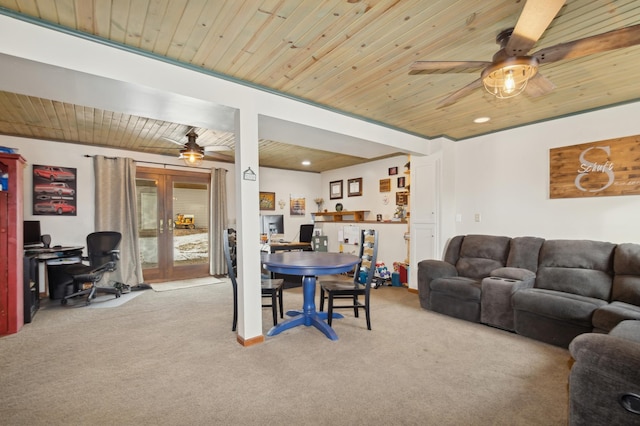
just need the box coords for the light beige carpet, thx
[0,284,571,425]
[150,276,225,292]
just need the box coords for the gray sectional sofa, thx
[418,234,640,348]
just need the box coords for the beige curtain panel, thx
[209,168,228,275]
[94,155,144,286]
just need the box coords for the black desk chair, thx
[319,229,379,330]
[61,231,122,306]
[223,229,284,331]
[299,224,314,244]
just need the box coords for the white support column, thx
[234,106,263,344]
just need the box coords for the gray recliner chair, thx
[569,320,640,425]
[417,234,512,322]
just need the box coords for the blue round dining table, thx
[262,251,360,340]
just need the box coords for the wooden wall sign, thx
[550,135,640,199]
[379,178,391,192]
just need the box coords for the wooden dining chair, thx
[223,229,284,332]
[319,229,379,330]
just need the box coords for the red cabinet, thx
[0,153,26,335]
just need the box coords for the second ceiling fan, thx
[164,129,233,166]
[409,0,640,107]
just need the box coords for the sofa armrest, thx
[569,332,640,384]
[490,267,536,293]
[490,266,535,281]
[419,259,458,280]
[417,259,457,309]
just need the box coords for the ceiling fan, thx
[409,0,640,108]
[163,130,233,166]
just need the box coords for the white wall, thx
[255,167,321,242]
[320,155,410,220]
[317,155,411,267]
[441,101,640,245]
[319,221,408,269]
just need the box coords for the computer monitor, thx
[23,220,42,247]
[260,214,284,236]
[299,224,314,243]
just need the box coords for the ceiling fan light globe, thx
[482,56,538,99]
[179,149,204,167]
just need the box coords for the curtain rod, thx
[83,154,227,171]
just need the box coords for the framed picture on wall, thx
[259,191,276,210]
[290,194,305,215]
[379,178,391,192]
[396,191,409,206]
[32,165,77,216]
[348,177,363,197]
[397,176,405,188]
[330,180,343,199]
[389,166,398,176]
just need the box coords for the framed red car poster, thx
[32,165,77,215]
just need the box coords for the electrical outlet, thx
[474,213,481,222]
[455,213,462,223]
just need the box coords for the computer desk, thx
[268,242,312,253]
[24,246,83,294]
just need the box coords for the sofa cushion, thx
[512,288,608,327]
[611,243,640,305]
[455,235,510,280]
[535,239,615,300]
[430,276,481,300]
[506,236,545,272]
[592,301,640,333]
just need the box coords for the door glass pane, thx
[137,178,158,270]
[172,181,209,267]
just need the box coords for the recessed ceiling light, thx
[474,117,491,124]
[301,160,311,166]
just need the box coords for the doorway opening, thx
[136,167,210,282]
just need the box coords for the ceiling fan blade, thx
[533,23,640,64]
[203,145,233,152]
[409,61,490,75]
[203,151,234,161]
[437,78,484,108]
[524,73,556,98]
[506,0,566,55]
[161,137,185,146]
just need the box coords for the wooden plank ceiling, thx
[0,0,639,172]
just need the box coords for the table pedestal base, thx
[266,275,343,340]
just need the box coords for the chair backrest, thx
[299,224,314,243]
[454,234,511,280]
[611,243,640,305]
[222,229,238,288]
[353,229,379,287]
[86,231,121,267]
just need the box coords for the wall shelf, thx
[312,210,369,222]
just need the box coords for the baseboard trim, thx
[237,334,265,347]
[407,288,418,294]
